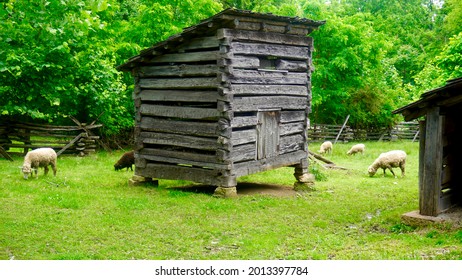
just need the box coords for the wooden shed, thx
[117,9,325,197]
[393,77,462,218]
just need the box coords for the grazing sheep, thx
[319,141,333,154]
[21,148,57,179]
[368,150,407,177]
[114,150,135,171]
[347,143,366,155]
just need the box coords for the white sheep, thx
[347,143,365,155]
[368,150,406,178]
[21,148,57,179]
[318,141,333,154]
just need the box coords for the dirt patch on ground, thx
[172,182,298,197]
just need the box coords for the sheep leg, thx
[400,163,405,177]
[44,166,49,176]
[388,168,396,178]
[52,164,57,176]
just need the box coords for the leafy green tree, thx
[442,0,462,35]
[0,0,222,135]
[414,32,462,93]
[0,0,132,134]
[342,0,445,86]
[306,9,402,128]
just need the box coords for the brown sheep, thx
[114,151,135,171]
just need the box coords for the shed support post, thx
[213,186,237,198]
[129,175,159,187]
[293,159,315,191]
[420,107,442,216]
[213,172,237,198]
[418,120,426,214]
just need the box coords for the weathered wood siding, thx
[129,12,317,187]
[419,107,462,216]
[222,27,311,177]
[133,34,226,184]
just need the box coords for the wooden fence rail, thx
[308,121,420,142]
[0,120,102,160]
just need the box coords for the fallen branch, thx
[324,163,349,170]
[309,151,335,165]
[308,151,349,170]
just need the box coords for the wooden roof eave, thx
[217,8,325,27]
[393,99,429,121]
[393,78,462,121]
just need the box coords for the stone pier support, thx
[128,175,159,187]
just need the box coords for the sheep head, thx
[21,165,32,179]
[367,165,377,177]
[114,163,122,171]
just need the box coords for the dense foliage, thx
[1,0,461,134]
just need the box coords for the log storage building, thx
[118,9,325,197]
[394,77,462,219]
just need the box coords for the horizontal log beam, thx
[138,64,218,77]
[139,77,218,89]
[229,69,308,85]
[136,163,229,186]
[233,96,307,111]
[140,131,219,151]
[231,42,309,60]
[218,28,313,46]
[231,84,308,96]
[139,117,219,137]
[143,50,219,63]
[138,90,219,103]
[140,104,221,120]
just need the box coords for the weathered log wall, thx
[133,33,226,185]
[132,22,315,187]
[224,28,312,178]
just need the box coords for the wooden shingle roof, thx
[393,77,462,121]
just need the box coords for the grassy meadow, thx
[1,141,462,260]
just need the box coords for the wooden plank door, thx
[257,110,280,160]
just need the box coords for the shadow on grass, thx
[170,182,298,197]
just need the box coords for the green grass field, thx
[1,141,461,260]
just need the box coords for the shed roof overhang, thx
[393,77,462,121]
[117,8,325,72]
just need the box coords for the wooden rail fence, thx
[0,119,103,161]
[308,121,420,142]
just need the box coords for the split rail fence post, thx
[334,115,350,144]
